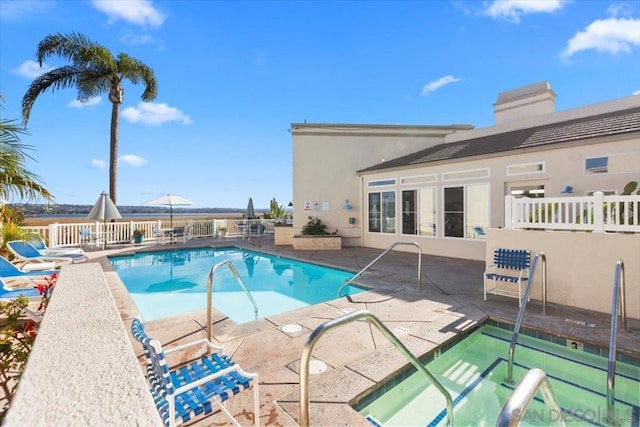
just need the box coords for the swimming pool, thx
[357,323,640,426]
[110,247,363,323]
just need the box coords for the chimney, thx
[494,81,556,125]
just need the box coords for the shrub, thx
[301,217,329,235]
[0,274,57,419]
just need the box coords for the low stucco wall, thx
[487,229,640,319]
[292,234,342,250]
[5,263,161,426]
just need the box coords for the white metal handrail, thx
[497,368,566,427]
[506,252,546,383]
[299,310,453,427]
[206,260,258,347]
[606,259,627,425]
[337,241,422,297]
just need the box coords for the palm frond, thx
[21,65,84,124]
[117,53,158,101]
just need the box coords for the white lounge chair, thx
[6,240,81,269]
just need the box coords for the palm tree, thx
[21,32,157,204]
[0,98,53,205]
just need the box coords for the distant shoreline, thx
[23,212,244,227]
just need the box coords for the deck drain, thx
[282,324,303,333]
[309,359,328,374]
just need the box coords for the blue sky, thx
[1,0,639,209]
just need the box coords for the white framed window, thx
[401,174,437,185]
[586,190,616,196]
[509,184,545,198]
[443,183,489,239]
[401,188,436,236]
[368,191,396,234]
[367,179,396,187]
[442,168,490,182]
[585,152,640,175]
[507,161,545,176]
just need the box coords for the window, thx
[368,191,395,233]
[402,188,436,236]
[509,185,545,198]
[585,153,640,175]
[442,168,489,181]
[368,179,396,187]
[401,174,436,185]
[507,162,545,176]
[444,184,489,239]
[585,157,608,174]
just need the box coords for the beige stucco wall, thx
[486,229,640,319]
[291,93,639,261]
[291,124,472,246]
[357,135,640,261]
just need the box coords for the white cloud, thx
[607,3,634,18]
[119,154,148,166]
[562,18,640,57]
[92,0,165,28]
[633,89,640,95]
[90,159,107,169]
[484,0,567,23]
[121,33,156,45]
[421,76,462,96]
[68,96,102,108]
[12,60,53,78]
[121,102,193,126]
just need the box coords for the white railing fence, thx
[19,218,277,248]
[505,192,640,233]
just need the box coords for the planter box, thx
[293,234,341,250]
[274,224,293,245]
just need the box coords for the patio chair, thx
[6,240,81,269]
[26,233,86,257]
[0,276,41,299]
[0,255,58,279]
[483,248,530,306]
[131,317,259,427]
[79,228,98,248]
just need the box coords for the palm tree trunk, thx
[109,100,119,205]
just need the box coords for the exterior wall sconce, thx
[560,186,574,194]
[343,200,352,210]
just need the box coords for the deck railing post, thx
[593,191,604,233]
[504,195,514,229]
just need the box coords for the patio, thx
[6,235,639,425]
[113,236,640,425]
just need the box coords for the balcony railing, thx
[20,218,277,248]
[505,192,639,234]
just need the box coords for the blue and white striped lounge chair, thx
[483,248,530,306]
[26,234,86,257]
[7,240,84,268]
[131,317,259,427]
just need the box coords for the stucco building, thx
[290,81,640,261]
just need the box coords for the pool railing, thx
[299,309,453,427]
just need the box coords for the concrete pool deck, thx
[89,236,639,426]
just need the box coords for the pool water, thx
[358,324,640,426]
[110,247,363,323]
